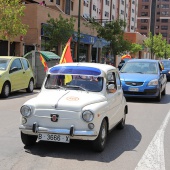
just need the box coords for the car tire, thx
[21,132,37,146]
[162,87,166,96]
[117,111,126,130]
[26,79,34,93]
[156,90,161,102]
[1,82,10,98]
[92,119,107,152]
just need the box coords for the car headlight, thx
[148,79,158,86]
[82,110,94,122]
[20,105,32,117]
[168,71,170,74]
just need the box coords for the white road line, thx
[135,110,170,170]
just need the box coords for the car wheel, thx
[92,119,107,152]
[117,111,126,130]
[26,79,34,93]
[156,90,161,102]
[21,132,37,146]
[1,82,10,98]
[162,87,166,95]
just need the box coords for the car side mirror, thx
[107,84,116,93]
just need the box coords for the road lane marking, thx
[135,110,170,170]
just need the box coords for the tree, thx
[42,14,75,52]
[144,33,166,59]
[0,0,28,55]
[84,19,132,63]
[130,43,143,57]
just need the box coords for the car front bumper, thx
[19,123,98,140]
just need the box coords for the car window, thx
[121,62,158,74]
[10,59,23,72]
[107,72,117,90]
[115,72,121,87]
[0,59,10,70]
[45,74,103,92]
[21,58,30,70]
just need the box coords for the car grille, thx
[125,81,144,86]
[124,89,157,95]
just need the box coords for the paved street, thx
[0,85,170,170]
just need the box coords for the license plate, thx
[38,133,70,143]
[128,87,139,92]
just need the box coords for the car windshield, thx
[162,60,170,68]
[45,74,103,92]
[120,62,158,74]
[0,59,10,70]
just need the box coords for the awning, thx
[40,51,60,61]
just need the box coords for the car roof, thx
[127,59,159,63]
[49,62,117,75]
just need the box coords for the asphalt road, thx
[0,84,170,170]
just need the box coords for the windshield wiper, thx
[46,85,65,89]
[65,85,88,92]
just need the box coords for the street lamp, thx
[77,0,81,62]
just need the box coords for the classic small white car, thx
[19,63,128,152]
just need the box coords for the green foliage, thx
[85,19,132,57]
[0,0,28,55]
[144,32,167,58]
[130,43,143,54]
[42,14,75,50]
[0,0,28,40]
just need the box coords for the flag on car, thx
[59,37,73,84]
[39,54,48,72]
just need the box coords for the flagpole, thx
[77,0,81,62]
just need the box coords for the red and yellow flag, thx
[39,54,48,72]
[59,37,73,64]
[60,37,73,84]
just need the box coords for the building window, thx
[93,5,96,11]
[105,0,109,6]
[49,0,53,2]
[156,19,160,22]
[121,0,124,5]
[141,19,148,23]
[113,4,115,9]
[142,0,149,2]
[156,26,159,29]
[105,11,109,17]
[141,12,148,16]
[161,26,168,30]
[161,19,168,23]
[162,33,167,37]
[141,26,147,30]
[56,0,60,5]
[161,11,169,16]
[132,1,135,4]
[132,17,134,21]
[121,10,124,15]
[131,26,134,30]
[142,5,149,9]
[71,1,73,11]
[157,12,160,15]
[161,4,169,9]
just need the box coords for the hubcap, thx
[29,81,34,91]
[101,124,106,145]
[5,85,9,96]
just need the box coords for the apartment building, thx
[0,0,146,63]
[137,0,170,44]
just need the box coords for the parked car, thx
[19,63,128,152]
[0,56,34,98]
[119,59,167,101]
[161,59,170,81]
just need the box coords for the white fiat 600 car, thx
[19,63,128,152]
